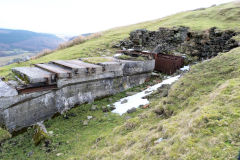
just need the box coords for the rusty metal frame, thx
[117,50,184,75]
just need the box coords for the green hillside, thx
[0,1,240,160]
[0,2,240,78]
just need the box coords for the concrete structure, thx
[0,57,154,132]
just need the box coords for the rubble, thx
[116,26,239,59]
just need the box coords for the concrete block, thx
[12,67,54,84]
[35,63,72,78]
[0,80,18,98]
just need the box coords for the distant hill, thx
[0,28,64,52]
[1,1,240,160]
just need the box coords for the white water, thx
[112,66,190,115]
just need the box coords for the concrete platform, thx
[1,56,155,132]
[12,67,54,84]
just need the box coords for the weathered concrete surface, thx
[0,80,18,98]
[0,57,154,132]
[12,67,54,84]
[35,63,72,78]
[1,73,150,132]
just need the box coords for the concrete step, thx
[12,67,55,84]
[34,63,72,78]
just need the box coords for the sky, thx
[0,0,234,36]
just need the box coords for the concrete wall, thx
[0,58,154,132]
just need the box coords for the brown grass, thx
[31,49,53,60]
[31,32,102,60]
[57,32,102,50]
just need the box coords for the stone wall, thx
[115,26,239,59]
[0,57,155,132]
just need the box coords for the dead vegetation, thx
[31,32,102,60]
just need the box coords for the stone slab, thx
[51,60,88,73]
[12,67,54,84]
[0,80,18,98]
[70,60,103,75]
[35,63,72,78]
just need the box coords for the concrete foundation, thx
[0,57,154,132]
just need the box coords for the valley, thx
[0,1,240,160]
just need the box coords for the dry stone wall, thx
[115,26,239,59]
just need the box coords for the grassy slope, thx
[0,77,160,159]
[0,2,240,77]
[0,1,240,159]
[85,47,240,160]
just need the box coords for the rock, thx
[126,91,138,96]
[91,105,97,111]
[33,122,48,146]
[154,138,163,144]
[56,153,63,156]
[121,99,128,104]
[83,120,89,126]
[127,107,137,114]
[142,104,150,109]
[48,131,54,136]
[151,72,159,76]
[101,106,109,112]
[107,104,116,111]
[161,90,168,97]
[0,77,5,81]
[68,113,77,117]
[125,116,131,120]
[145,90,152,94]
[44,140,51,147]
[108,97,113,102]
[116,26,239,59]
[27,151,33,157]
[87,116,93,120]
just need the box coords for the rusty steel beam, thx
[17,84,57,94]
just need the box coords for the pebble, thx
[125,116,131,120]
[27,151,33,157]
[56,153,63,156]
[154,138,163,144]
[121,99,128,104]
[87,116,93,120]
[101,106,109,112]
[91,105,97,111]
[142,104,150,109]
[48,131,54,135]
[83,120,89,126]
[127,107,137,114]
